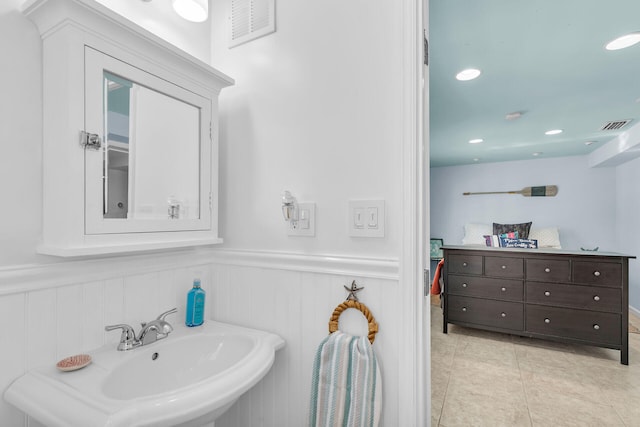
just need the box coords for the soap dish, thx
[56,354,92,372]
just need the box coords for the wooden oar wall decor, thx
[463,185,558,197]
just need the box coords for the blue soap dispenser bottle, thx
[186,278,205,327]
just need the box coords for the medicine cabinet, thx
[24,0,234,256]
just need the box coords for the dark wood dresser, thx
[442,245,635,364]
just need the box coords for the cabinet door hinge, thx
[209,122,212,141]
[80,131,101,149]
[209,192,213,211]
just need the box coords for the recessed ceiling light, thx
[605,32,640,51]
[585,141,597,146]
[545,129,563,135]
[456,68,481,81]
[532,152,543,156]
[468,138,483,144]
[473,158,480,162]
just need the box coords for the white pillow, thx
[462,223,492,245]
[529,227,561,249]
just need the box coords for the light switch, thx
[367,207,378,229]
[299,208,310,229]
[348,200,384,237]
[354,208,365,229]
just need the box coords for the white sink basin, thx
[4,321,284,427]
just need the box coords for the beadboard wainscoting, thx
[0,249,400,426]
[210,252,401,427]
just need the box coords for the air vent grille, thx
[600,119,632,131]
[229,0,275,48]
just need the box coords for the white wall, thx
[207,0,408,425]
[0,0,45,267]
[210,0,403,259]
[615,156,640,310]
[0,0,414,426]
[94,0,211,62]
[430,155,617,251]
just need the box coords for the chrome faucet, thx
[105,308,177,351]
[138,308,177,345]
[104,323,141,351]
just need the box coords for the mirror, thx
[103,72,201,221]
[84,46,214,236]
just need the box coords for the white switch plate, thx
[288,202,316,237]
[348,200,384,237]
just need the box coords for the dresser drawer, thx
[448,295,523,331]
[526,282,621,313]
[572,261,622,288]
[485,256,523,278]
[526,259,570,282]
[526,305,621,346]
[448,254,483,275]
[448,275,523,301]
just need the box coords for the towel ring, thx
[328,300,379,344]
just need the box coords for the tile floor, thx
[431,304,640,426]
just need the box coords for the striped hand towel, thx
[309,331,381,427]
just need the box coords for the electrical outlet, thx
[288,202,316,237]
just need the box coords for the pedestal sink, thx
[4,321,284,427]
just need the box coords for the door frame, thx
[397,0,429,425]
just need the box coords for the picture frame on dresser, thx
[430,238,444,260]
[441,245,635,365]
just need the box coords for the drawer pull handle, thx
[593,295,600,301]
[544,291,551,297]
[501,265,507,269]
[501,287,507,292]
[544,318,550,324]
[594,271,601,277]
[593,324,600,330]
[544,268,551,273]
[462,307,467,312]
[462,262,468,267]
[462,283,468,288]
[501,312,506,318]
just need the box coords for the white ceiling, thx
[429,0,640,167]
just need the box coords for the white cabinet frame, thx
[24,0,234,256]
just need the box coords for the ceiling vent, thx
[229,0,275,48]
[600,119,632,131]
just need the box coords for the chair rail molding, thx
[0,248,399,296]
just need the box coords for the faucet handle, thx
[105,324,140,351]
[157,307,178,321]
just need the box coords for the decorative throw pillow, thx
[493,222,532,239]
[462,223,492,245]
[529,227,561,249]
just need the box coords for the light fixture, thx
[468,138,483,144]
[532,152,543,156]
[172,0,208,22]
[605,32,640,51]
[456,68,481,81]
[505,111,523,121]
[281,191,298,224]
[545,129,563,135]
[585,141,596,146]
